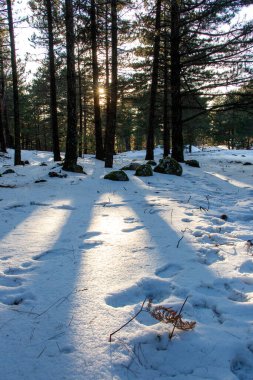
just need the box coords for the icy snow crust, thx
[0,147,253,379]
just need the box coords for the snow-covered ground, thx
[0,147,253,380]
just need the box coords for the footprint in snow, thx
[0,290,35,306]
[196,247,224,266]
[79,231,101,239]
[20,261,33,268]
[0,256,12,261]
[33,248,73,261]
[230,356,253,380]
[239,260,253,274]
[59,345,76,354]
[223,283,248,303]
[105,277,174,308]
[121,226,144,233]
[184,211,194,217]
[190,296,225,324]
[78,240,103,250]
[0,276,23,287]
[155,263,183,278]
[123,217,140,224]
[181,218,192,223]
[4,266,35,275]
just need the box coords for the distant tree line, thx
[0,0,253,169]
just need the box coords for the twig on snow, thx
[36,288,87,318]
[109,298,147,342]
[169,296,189,340]
[37,346,46,358]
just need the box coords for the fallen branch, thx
[109,298,147,342]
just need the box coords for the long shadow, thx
[1,164,252,380]
[104,172,253,379]
[0,174,97,380]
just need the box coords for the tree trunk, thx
[170,0,184,162]
[0,99,6,152]
[163,32,170,157]
[7,0,21,165]
[105,2,110,136]
[45,0,61,161]
[90,0,104,160]
[104,0,118,168]
[0,38,6,153]
[77,46,83,158]
[63,0,78,171]
[145,0,161,161]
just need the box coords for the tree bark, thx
[145,0,161,161]
[7,0,21,165]
[45,0,61,161]
[63,0,78,170]
[163,32,170,157]
[170,0,184,162]
[0,39,6,153]
[90,0,104,160]
[104,0,117,168]
[77,46,83,158]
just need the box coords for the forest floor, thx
[0,146,253,380]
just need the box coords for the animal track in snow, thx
[230,356,253,380]
[105,277,174,308]
[0,275,23,287]
[181,218,192,223]
[79,231,101,239]
[0,256,12,261]
[33,248,74,261]
[197,247,224,265]
[123,217,140,224]
[78,240,103,250]
[155,263,183,278]
[239,260,253,274]
[191,296,225,324]
[121,226,144,233]
[0,289,35,306]
[223,283,248,303]
[4,266,35,275]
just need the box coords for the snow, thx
[0,147,253,380]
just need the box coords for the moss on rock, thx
[62,163,86,173]
[121,162,142,171]
[135,164,153,177]
[104,170,129,181]
[154,157,182,176]
[185,159,200,168]
[146,160,157,166]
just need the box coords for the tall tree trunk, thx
[0,99,6,152]
[163,32,170,157]
[90,0,104,160]
[170,0,184,162]
[145,0,161,161]
[0,38,6,153]
[104,0,117,168]
[7,0,21,165]
[0,47,12,148]
[77,46,83,158]
[83,99,87,154]
[105,2,110,134]
[45,0,61,161]
[63,0,79,171]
